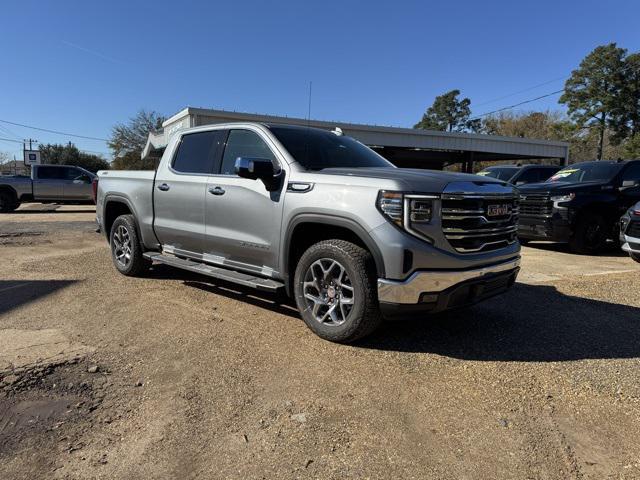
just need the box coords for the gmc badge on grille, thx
[487,204,510,216]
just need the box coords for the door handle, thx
[157,183,170,191]
[208,186,226,196]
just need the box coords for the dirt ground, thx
[1,204,639,480]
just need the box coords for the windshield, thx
[269,126,394,170]
[476,167,519,181]
[547,162,623,183]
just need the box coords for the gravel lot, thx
[1,204,639,479]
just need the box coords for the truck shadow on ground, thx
[359,282,640,362]
[147,264,640,362]
[146,264,299,318]
[10,208,96,214]
[523,241,628,258]
[0,280,77,315]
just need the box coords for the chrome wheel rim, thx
[112,225,132,268]
[303,258,355,326]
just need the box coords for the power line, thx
[0,124,21,140]
[470,89,565,120]
[0,137,23,144]
[470,61,640,120]
[0,118,108,142]
[0,137,109,158]
[473,76,568,108]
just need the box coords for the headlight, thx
[377,191,436,241]
[550,193,575,202]
[377,191,404,226]
[408,198,433,223]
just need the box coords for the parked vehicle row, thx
[96,122,521,343]
[620,201,640,263]
[0,164,96,212]
[517,160,640,254]
[477,164,560,186]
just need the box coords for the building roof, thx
[142,107,569,166]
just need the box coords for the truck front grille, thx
[627,220,640,238]
[519,193,553,217]
[441,193,519,253]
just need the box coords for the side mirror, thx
[235,157,280,190]
[621,179,639,189]
[74,175,91,184]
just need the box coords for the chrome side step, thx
[143,252,284,292]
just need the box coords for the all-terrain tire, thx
[293,239,382,343]
[109,214,151,276]
[569,213,609,254]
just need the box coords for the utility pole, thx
[23,138,38,171]
[23,138,37,150]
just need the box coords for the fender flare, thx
[283,213,385,278]
[103,194,143,240]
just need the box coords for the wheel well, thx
[287,222,381,284]
[0,186,18,202]
[103,201,132,238]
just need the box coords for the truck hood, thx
[316,167,507,192]
[518,180,609,194]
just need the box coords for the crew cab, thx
[518,160,640,253]
[96,123,521,342]
[0,164,96,212]
[620,202,640,263]
[476,164,560,185]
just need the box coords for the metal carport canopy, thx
[142,107,569,164]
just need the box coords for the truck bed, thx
[96,169,157,245]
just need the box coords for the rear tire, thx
[109,214,150,276]
[569,213,608,255]
[0,191,18,213]
[293,239,382,343]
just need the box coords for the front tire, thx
[109,214,150,276]
[569,213,609,254]
[293,239,382,343]
[631,253,640,264]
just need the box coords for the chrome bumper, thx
[622,238,640,254]
[377,257,521,304]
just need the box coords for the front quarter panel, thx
[279,173,400,276]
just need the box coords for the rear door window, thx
[36,166,65,179]
[172,130,225,175]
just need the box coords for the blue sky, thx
[1,0,639,160]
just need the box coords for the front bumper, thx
[377,257,520,318]
[621,235,640,255]
[517,213,572,242]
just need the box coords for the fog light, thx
[420,293,438,303]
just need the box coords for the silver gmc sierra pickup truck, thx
[96,123,521,342]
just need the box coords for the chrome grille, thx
[441,193,519,253]
[519,193,553,217]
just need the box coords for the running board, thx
[143,252,284,292]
